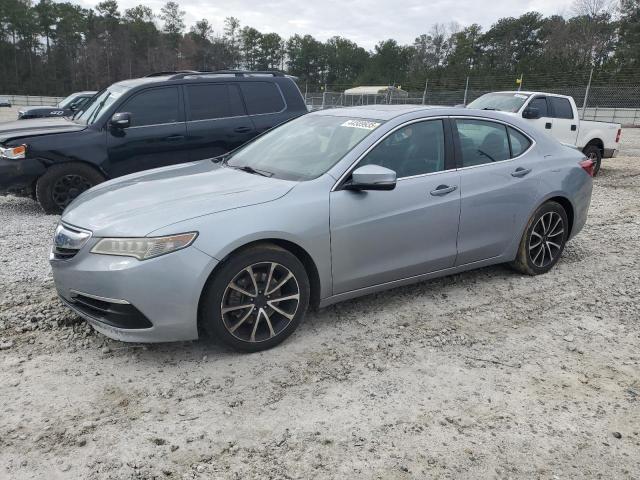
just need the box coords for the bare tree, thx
[571,0,618,17]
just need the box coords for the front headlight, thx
[91,232,198,260]
[0,144,26,159]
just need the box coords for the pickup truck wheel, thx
[583,145,602,176]
[36,163,105,214]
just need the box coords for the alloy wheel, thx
[528,211,564,268]
[221,262,300,343]
[52,174,92,209]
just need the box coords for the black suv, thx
[17,91,97,120]
[0,71,307,213]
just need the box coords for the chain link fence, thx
[302,71,640,126]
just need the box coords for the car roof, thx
[311,105,495,121]
[311,105,444,121]
[484,91,570,98]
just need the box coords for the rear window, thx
[186,84,245,121]
[239,82,285,115]
[550,97,574,119]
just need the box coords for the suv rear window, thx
[549,97,574,119]
[239,82,284,115]
[186,84,245,121]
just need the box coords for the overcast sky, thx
[73,0,576,50]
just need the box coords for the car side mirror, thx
[345,165,397,191]
[110,112,131,129]
[522,107,540,119]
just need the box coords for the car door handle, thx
[545,122,552,129]
[234,126,252,133]
[571,124,577,131]
[165,135,185,142]
[511,167,532,178]
[430,185,457,196]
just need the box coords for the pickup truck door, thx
[524,96,554,134]
[548,96,579,145]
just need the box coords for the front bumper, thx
[0,157,45,195]
[50,240,218,342]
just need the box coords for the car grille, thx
[52,223,91,260]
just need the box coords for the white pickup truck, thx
[467,91,622,175]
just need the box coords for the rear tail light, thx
[579,158,595,177]
[615,128,622,143]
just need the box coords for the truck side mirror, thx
[522,107,540,119]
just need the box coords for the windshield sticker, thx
[341,120,381,130]
[514,94,528,99]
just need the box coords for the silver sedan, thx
[50,106,594,351]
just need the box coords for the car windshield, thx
[225,114,383,181]
[467,92,531,112]
[57,93,80,109]
[74,85,130,125]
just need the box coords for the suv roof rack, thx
[145,70,199,77]
[168,70,286,80]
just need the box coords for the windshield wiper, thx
[229,165,273,177]
[482,107,499,111]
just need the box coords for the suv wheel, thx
[510,201,569,275]
[36,163,105,214]
[200,244,310,352]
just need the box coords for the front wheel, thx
[36,163,105,214]
[583,145,602,176]
[510,201,569,275]
[200,244,310,352]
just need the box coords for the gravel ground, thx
[1,130,639,480]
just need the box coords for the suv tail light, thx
[615,128,622,143]
[579,158,595,177]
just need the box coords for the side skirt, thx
[318,255,510,309]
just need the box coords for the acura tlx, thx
[50,105,593,351]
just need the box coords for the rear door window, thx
[239,82,285,115]
[455,119,511,167]
[185,84,246,121]
[549,97,574,119]
[121,87,180,127]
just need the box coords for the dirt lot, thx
[1,130,639,480]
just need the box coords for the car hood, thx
[62,160,297,237]
[19,105,57,112]
[0,117,85,143]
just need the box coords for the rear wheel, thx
[200,244,310,352]
[583,144,602,176]
[510,201,568,275]
[36,163,105,214]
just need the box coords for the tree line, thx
[0,0,639,96]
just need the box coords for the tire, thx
[510,201,569,276]
[200,244,310,352]
[583,144,602,176]
[36,163,105,214]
